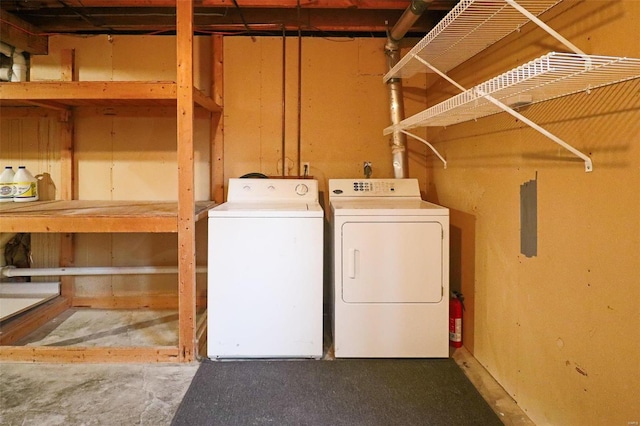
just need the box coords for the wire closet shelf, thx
[384,52,640,133]
[383,0,563,82]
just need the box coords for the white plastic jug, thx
[13,166,39,202]
[0,166,16,202]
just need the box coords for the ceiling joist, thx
[0,10,48,55]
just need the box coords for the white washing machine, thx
[207,178,324,359]
[329,178,449,358]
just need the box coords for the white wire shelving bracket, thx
[383,0,640,172]
[401,130,448,169]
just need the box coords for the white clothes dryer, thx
[329,178,449,358]
[207,178,324,359]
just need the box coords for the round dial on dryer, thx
[295,183,309,196]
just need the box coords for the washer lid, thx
[209,201,323,218]
[331,198,448,216]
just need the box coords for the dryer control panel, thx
[329,178,421,198]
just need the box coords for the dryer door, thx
[341,221,443,303]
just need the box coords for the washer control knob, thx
[295,184,309,196]
[268,185,275,191]
[243,185,251,191]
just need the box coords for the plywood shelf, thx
[0,81,222,112]
[0,200,216,233]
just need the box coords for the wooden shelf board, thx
[0,200,216,233]
[0,81,221,112]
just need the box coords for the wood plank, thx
[200,0,454,9]
[16,0,431,9]
[0,200,216,233]
[0,10,48,55]
[72,295,179,309]
[0,82,221,111]
[0,297,70,345]
[0,346,181,363]
[17,100,71,111]
[0,107,58,118]
[453,347,535,425]
[211,34,225,204]
[176,0,197,363]
[60,49,76,82]
[0,81,177,100]
[194,88,222,113]
[196,310,208,359]
[59,106,75,300]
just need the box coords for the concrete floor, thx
[0,362,198,425]
[0,308,534,425]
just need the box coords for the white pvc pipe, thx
[0,42,27,82]
[0,66,11,81]
[11,49,26,82]
[1,266,207,277]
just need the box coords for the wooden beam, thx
[18,100,71,111]
[211,34,224,204]
[0,81,178,101]
[196,310,208,359]
[0,107,57,118]
[0,10,48,55]
[9,7,447,34]
[0,200,215,233]
[0,346,181,363]
[30,0,416,9]
[60,49,76,81]
[193,88,222,112]
[176,0,197,363]
[201,0,412,8]
[0,297,70,345]
[204,0,455,9]
[72,295,181,309]
[58,58,75,298]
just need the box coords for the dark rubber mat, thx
[172,358,503,426]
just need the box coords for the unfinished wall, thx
[222,36,404,207]
[417,1,640,424]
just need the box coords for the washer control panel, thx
[329,178,421,198]
[228,178,318,202]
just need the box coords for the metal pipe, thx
[281,25,287,177]
[385,0,432,178]
[389,0,431,43]
[2,265,207,277]
[296,0,302,177]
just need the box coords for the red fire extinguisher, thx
[449,291,464,348]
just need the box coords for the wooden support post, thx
[211,35,224,203]
[60,49,76,82]
[176,0,197,362]
[59,49,75,301]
